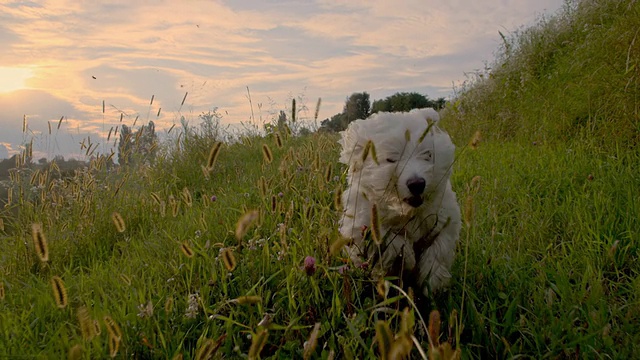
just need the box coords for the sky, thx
[0,0,565,160]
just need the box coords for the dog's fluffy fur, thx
[338,108,461,295]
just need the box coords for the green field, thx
[1,0,639,358]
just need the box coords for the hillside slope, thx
[443,0,639,148]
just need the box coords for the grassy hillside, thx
[1,0,639,358]
[443,0,639,148]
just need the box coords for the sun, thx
[0,67,33,93]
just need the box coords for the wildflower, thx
[137,300,154,318]
[210,195,217,202]
[303,256,316,276]
[185,293,200,319]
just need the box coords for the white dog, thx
[338,108,461,295]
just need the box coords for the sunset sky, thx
[0,0,564,160]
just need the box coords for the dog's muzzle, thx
[404,177,425,207]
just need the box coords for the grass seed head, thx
[103,315,123,340]
[180,242,194,258]
[330,236,351,256]
[375,320,393,360]
[428,310,441,347]
[68,344,83,360]
[207,142,222,170]
[77,306,95,341]
[196,338,216,360]
[262,144,273,164]
[370,204,382,245]
[235,295,262,305]
[32,223,49,262]
[235,210,259,241]
[182,187,193,207]
[111,212,126,233]
[221,248,237,271]
[0,282,5,300]
[376,278,389,298]
[248,328,269,360]
[314,98,322,121]
[275,132,283,148]
[362,140,379,165]
[399,307,415,337]
[164,297,174,313]
[291,98,296,122]
[160,201,166,217]
[333,185,343,210]
[464,195,474,227]
[324,164,333,183]
[108,333,120,358]
[51,276,68,309]
[303,323,321,360]
[150,193,162,205]
[170,196,179,217]
[469,130,482,149]
[119,273,131,286]
[258,176,267,197]
[388,336,413,360]
[93,320,101,336]
[418,120,436,144]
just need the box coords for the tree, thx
[344,92,371,123]
[117,121,158,166]
[319,113,348,132]
[319,92,371,133]
[371,92,431,113]
[118,124,133,165]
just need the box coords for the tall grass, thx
[444,0,639,148]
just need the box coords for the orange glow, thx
[0,67,32,93]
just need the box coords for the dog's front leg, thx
[416,223,458,295]
[378,230,416,273]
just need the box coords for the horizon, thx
[0,0,564,160]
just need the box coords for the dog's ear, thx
[338,121,365,167]
[433,129,456,175]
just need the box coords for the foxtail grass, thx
[31,223,49,262]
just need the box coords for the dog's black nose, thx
[406,177,426,196]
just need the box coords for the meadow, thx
[1,0,639,358]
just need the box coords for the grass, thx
[1,0,639,358]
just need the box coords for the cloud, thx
[0,0,565,159]
[0,143,9,159]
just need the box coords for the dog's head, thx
[339,108,455,216]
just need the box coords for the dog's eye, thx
[422,151,433,161]
[386,158,397,163]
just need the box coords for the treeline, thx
[319,91,446,132]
